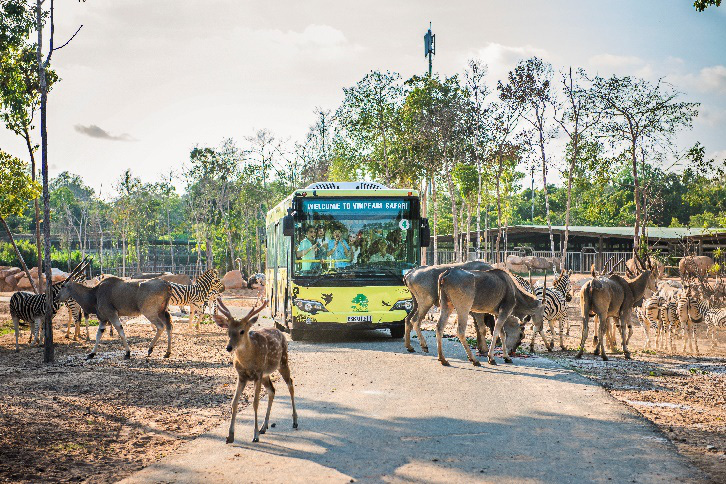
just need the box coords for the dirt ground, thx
[1,279,724,483]
[0,291,261,484]
[423,274,726,484]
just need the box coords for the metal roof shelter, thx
[430,225,726,272]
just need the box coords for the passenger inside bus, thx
[296,225,323,271]
[369,239,395,263]
[326,229,351,268]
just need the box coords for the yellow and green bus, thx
[265,182,430,340]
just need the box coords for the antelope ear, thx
[247,316,259,326]
[213,314,229,329]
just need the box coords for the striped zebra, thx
[168,269,225,329]
[705,307,726,348]
[510,273,534,293]
[659,295,681,352]
[11,281,66,351]
[63,299,99,341]
[511,271,571,350]
[677,291,709,355]
[635,295,666,350]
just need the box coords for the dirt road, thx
[121,309,703,484]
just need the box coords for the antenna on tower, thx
[424,22,435,76]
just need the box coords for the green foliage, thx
[694,0,721,11]
[0,151,40,217]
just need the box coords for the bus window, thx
[292,198,419,279]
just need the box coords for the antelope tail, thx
[437,269,451,307]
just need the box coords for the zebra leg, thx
[12,315,20,352]
[32,318,42,346]
[74,308,81,341]
[190,303,198,331]
[692,320,700,355]
[65,305,72,339]
[547,317,556,351]
[558,316,568,351]
[109,315,132,359]
[88,320,107,359]
[85,313,90,341]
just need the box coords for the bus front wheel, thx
[290,329,306,341]
[389,324,405,339]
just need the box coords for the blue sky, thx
[0,0,723,195]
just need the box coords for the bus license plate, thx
[348,315,372,323]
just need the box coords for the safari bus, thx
[265,181,430,340]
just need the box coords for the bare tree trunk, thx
[631,138,642,254]
[98,218,104,274]
[23,129,43,287]
[562,134,578,267]
[484,197,489,262]
[432,176,438,265]
[465,199,471,262]
[495,153,503,262]
[136,235,141,274]
[0,216,39,293]
[537,113,556,260]
[206,234,214,270]
[121,229,126,277]
[420,178,427,265]
[37,0,54,363]
[476,159,481,259]
[447,166,460,263]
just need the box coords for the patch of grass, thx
[0,320,14,336]
[50,442,86,452]
[689,367,709,375]
[641,349,656,355]
[87,319,100,327]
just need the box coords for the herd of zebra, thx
[9,259,226,355]
[636,283,726,353]
[511,270,726,354]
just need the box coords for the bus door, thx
[273,221,280,316]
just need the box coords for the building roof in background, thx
[471,225,726,241]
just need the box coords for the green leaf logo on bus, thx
[351,294,369,312]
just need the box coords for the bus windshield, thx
[293,197,419,279]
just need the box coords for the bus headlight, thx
[294,299,328,314]
[391,299,413,312]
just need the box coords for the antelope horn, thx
[245,298,268,320]
[64,255,92,282]
[216,298,234,319]
[633,250,646,273]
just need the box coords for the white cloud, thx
[692,65,726,94]
[709,149,726,164]
[464,42,550,85]
[695,106,726,126]
[589,53,644,69]
[248,24,364,62]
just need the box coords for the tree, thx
[337,70,403,184]
[464,59,490,259]
[591,75,699,253]
[694,0,721,11]
[499,57,558,259]
[486,100,524,258]
[34,0,82,362]
[0,151,41,291]
[553,67,601,263]
[1,0,58,291]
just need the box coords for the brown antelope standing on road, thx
[214,298,298,443]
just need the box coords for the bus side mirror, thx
[283,215,294,236]
[420,218,431,247]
